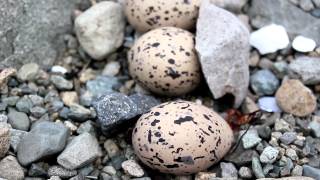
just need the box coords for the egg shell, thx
[124,0,201,32]
[128,27,201,96]
[132,100,234,175]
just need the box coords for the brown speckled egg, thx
[132,100,234,175]
[128,27,201,96]
[124,0,201,32]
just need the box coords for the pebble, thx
[50,75,73,90]
[48,165,77,178]
[30,106,47,118]
[16,96,33,113]
[280,132,297,145]
[104,139,120,158]
[86,76,121,98]
[0,126,10,158]
[258,97,282,113]
[17,121,69,166]
[220,162,238,178]
[77,120,96,135]
[250,69,280,95]
[252,156,265,178]
[303,165,320,179]
[289,56,320,85]
[309,116,320,138]
[128,93,160,115]
[0,155,25,180]
[102,61,121,76]
[74,1,125,60]
[17,63,40,81]
[8,109,30,131]
[292,36,316,52]
[102,166,117,176]
[195,172,216,180]
[2,96,19,106]
[51,65,68,74]
[286,148,299,161]
[9,129,28,152]
[250,24,290,54]
[257,125,272,139]
[242,129,262,149]
[274,119,292,132]
[241,97,260,114]
[28,95,44,106]
[195,0,250,108]
[57,132,102,170]
[68,103,92,121]
[272,61,289,79]
[239,167,253,179]
[121,160,144,177]
[79,68,97,83]
[299,0,315,11]
[292,165,303,176]
[275,79,317,117]
[61,91,79,106]
[48,176,62,180]
[260,146,279,163]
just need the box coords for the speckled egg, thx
[128,27,201,96]
[132,100,234,175]
[124,0,201,32]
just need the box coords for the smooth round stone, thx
[250,69,280,96]
[292,36,316,52]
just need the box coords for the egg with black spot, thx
[132,100,234,175]
[124,0,201,32]
[128,27,201,96]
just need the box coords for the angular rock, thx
[57,132,102,170]
[17,63,40,81]
[0,126,9,158]
[93,92,138,135]
[0,0,79,68]
[239,167,253,179]
[75,1,125,60]
[68,104,92,122]
[128,94,160,115]
[248,0,320,44]
[275,79,317,117]
[220,162,238,178]
[0,155,24,180]
[252,157,265,178]
[17,121,69,166]
[195,0,250,108]
[250,69,279,96]
[242,129,262,149]
[289,56,320,85]
[50,75,73,90]
[260,146,279,163]
[279,132,297,145]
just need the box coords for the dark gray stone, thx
[17,121,69,166]
[248,0,320,44]
[86,76,121,98]
[28,163,47,177]
[50,75,73,90]
[0,0,79,68]
[93,92,138,135]
[68,104,92,122]
[129,94,160,115]
[16,96,33,113]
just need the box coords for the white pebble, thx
[292,35,316,53]
[250,24,289,54]
[258,97,282,113]
[51,66,68,74]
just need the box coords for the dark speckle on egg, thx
[132,100,234,175]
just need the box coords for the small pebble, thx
[258,97,281,112]
[260,146,279,164]
[242,129,262,149]
[292,36,316,52]
[17,63,40,81]
[252,156,265,178]
[50,75,73,90]
[238,167,253,179]
[280,132,297,145]
[250,69,280,95]
[220,162,238,178]
[121,160,144,177]
[102,61,121,76]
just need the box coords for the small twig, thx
[229,124,251,154]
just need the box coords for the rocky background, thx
[0,0,320,180]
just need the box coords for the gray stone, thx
[0,126,10,158]
[57,132,102,170]
[239,167,253,179]
[102,61,121,76]
[50,75,73,90]
[121,160,144,177]
[104,139,121,158]
[286,148,298,161]
[17,121,69,166]
[313,0,320,8]
[86,76,121,98]
[292,165,303,176]
[211,0,248,13]
[0,0,79,68]
[68,104,92,122]
[30,106,47,118]
[220,162,238,178]
[224,143,259,166]
[16,96,33,113]
[248,0,320,44]
[311,8,320,17]
[250,69,280,96]
[260,146,279,163]
[280,132,297,145]
[77,120,96,135]
[102,166,117,176]
[93,92,138,135]
[8,109,30,131]
[274,119,292,133]
[17,63,40,81]
[263,164,274,175]
[28,95,44,106]
[252,157,265,178]
[0,155,24,180]
[195,0,250,108]
[128,94,160,115]
[289,56,320,85]
[75,1,125,60]
[242,129,262,149]
[9,129,28,152]
[28,163,47,177]
[272,61,289,79]
[299,0,314,11]
[2,96,20,106]
[303,165,320,179]
[309,117,320,138]
[48,166,77,179]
